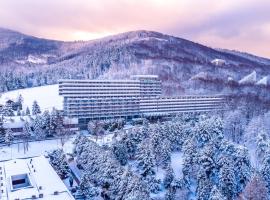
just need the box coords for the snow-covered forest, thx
[53,109,270,200]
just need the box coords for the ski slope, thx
[0,84,63,112]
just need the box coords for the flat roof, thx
[131,75,159,79]
[0,156,74,200]
[59,75,159,83]
[59,79,140,83]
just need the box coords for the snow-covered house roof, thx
[239,71,257,84]
[228,76,234,82]
[211,58,226,66]
[0,156,74,200]
[3,116,34,129]
[256,76,269,86]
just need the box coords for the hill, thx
[0,28,270,101]
[0,84,62,111]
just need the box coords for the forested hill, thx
[0,27,270,102]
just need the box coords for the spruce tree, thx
[209,185,226,200]
[0,118,5,143]
[163,165,175,189]
[32,100,41,115]
[112,141,128,165]
[136,139,155,177]
[218,157,237,199]
[25,106,30,115]
[33,116,46,140]
[5,128,14,146]
[22,121,32,153]
[48,149,70,178]
[261,153,270,195]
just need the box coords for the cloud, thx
[0,0,269,57]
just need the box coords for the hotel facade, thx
[59,75,225,123]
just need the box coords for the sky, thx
[0,0,270,58]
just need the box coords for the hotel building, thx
[59,75,225,123]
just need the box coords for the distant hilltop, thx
[0,28,270,104]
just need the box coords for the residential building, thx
[2,116,79,136]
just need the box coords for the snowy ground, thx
[171,152,184,179]
[0,139,65,161]
[0,84,62,112]
[0,132,115,162]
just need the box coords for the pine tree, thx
[49,108,58,135]
[22,121,32,153]
[17,94,23,111]
[165,186,176,200]
[122,175,151,200]
[195,116,223,147]
[182,138,198,183]
[218,157,237,199]
[25,106,30,115]
[164,165,175,189]
[224,110,246,143]
[196,169,213,200]
[261,153,270,195]
[0,118,5,143]
[79,173,99,199]
[199,144,216,178]
[136,139,155,177]
[33,116,46,140]
[16,107,21,116]
[160,138,172,167]
[256,133,269,163]
[32,100,41,115]
[233,147,251,194]
[209,185,226,200]
[41,110,50,136]
[5,128,14,146]
[112,141,128,165]
[48,149,70,178]
[54,111,66,146]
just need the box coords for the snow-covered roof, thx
[211,58,226,66]
[131,75,159,79]
[3,116,33,129]
[239,71,257,84]
[228,76,234,82]
[0,156,74,200]
[256,76,269,86]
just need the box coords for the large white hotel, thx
[59,75,225,123]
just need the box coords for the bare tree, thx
[241,173,269,200]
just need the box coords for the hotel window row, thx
[59,75,225,121]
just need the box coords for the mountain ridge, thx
[0,27,270,103]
